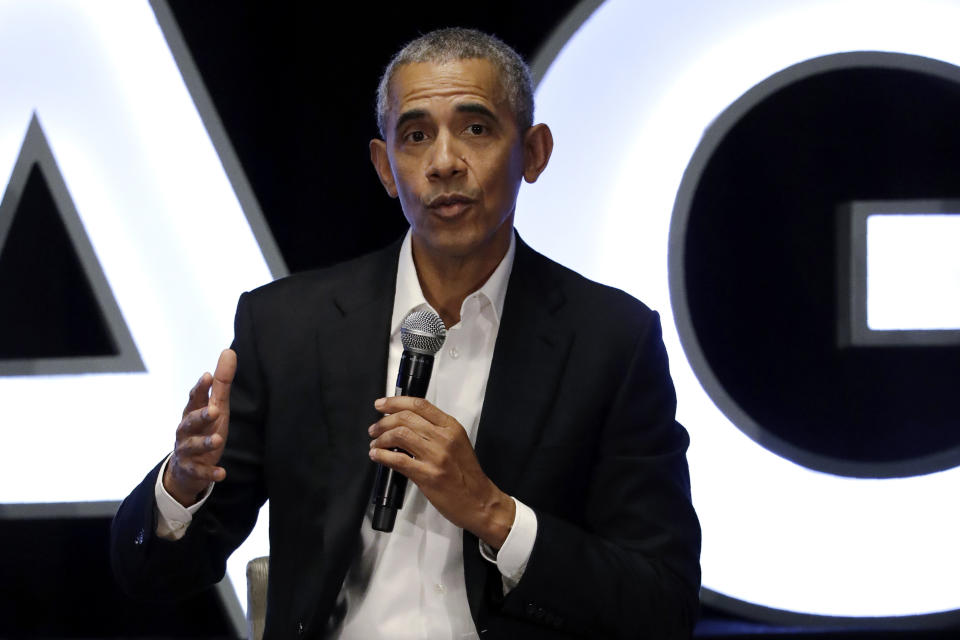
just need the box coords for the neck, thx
[411,229,512,329]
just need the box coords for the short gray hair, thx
[376,27,534,137]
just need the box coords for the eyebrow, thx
[393,103,500,134]
[395,108,428,133]
[456,103,499,122]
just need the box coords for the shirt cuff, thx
[478,497,538,593]
[153,452,214,541]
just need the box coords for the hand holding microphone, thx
[369,310,515,547]
[370,310,447,532]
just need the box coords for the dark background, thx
[1,0,959,637]
[169,1,583,274]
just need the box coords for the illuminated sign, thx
[837,201,960,345]
[522,0,960,622]
[0,0,281,620]
[867,213,960,333]
[0,114,145,376]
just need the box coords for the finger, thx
[174,456,226,483]
[374,396,457,428]
[370,425,439,460]
[176,406,218,438]
[176,433,225,458]
[369,446,420,477]
[368,409,436,439]
[210,349,237,412]
[183,373,213,418]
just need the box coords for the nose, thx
[426,130,466,180]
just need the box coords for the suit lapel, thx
[311,239,400,612]
[474,236,572,493]
[466,235,573,620]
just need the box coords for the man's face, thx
[372,58,527,261]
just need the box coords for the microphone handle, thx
[371,351,434,532]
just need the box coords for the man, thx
[112,28,701,638]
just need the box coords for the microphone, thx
[371,309,447,532]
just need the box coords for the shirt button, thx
[434,582,446,595]
[449,346,459,359]
[171,521,184,530]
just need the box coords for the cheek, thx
[391,164,422,199]
[480,154,523,201]
[396,188,422,218]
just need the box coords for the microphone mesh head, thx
[400,310,447,355]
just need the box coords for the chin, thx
[425,237,482,260]
[412,217,513,262]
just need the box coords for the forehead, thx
[386,58,509,122]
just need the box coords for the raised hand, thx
[163,349,237,507]
[368,396,516,549]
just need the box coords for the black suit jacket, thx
[112,233,701,639]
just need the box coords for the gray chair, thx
[246,556,270,640]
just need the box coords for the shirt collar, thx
[390,229,516,335]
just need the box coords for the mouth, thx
[425,193,475,218]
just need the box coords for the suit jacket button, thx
[297,621,304,635]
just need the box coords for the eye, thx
[467,123,485,136]
[407,130,426,143]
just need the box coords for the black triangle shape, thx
[0,164,116,358]
[0,113,145,376]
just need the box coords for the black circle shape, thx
[670,52,960,479]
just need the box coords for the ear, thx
[521,123,554,184]
[369,138,398,198]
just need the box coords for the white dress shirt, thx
[155,231,537,638]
